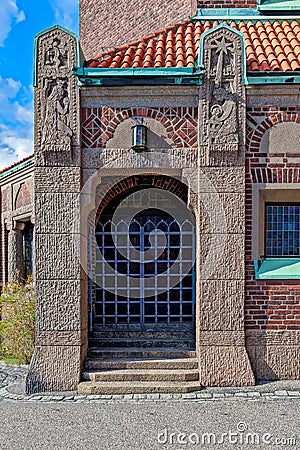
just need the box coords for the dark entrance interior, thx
[91,176,196,332]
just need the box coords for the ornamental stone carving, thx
[41,79,72,147]
[199,26,246,163]
[35,27,80,164]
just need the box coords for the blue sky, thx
[0,0,79,170]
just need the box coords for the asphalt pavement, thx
[0,395,299,450]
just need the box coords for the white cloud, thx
[50,0,78,31]
[16,104,33,124]
[0,129,33,170]
[0,0,25,47]
[0,75,33,123]
[0,76,21,99]
[0,75,33,170]
[0,128,33,170]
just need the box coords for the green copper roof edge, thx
[198,24,248,85]
[74,67,203,77]
[258,6,300,10]
[74,67,300,85]
[193,7,259,18]
[258,0,300,11]
[192,8,300,20]
[33,25,83,87]
[0,158,34,181]
[192,15,300,20]
[246,73,300,84]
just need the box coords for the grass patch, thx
[0,357,21,365]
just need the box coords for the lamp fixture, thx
[132,118,148,151]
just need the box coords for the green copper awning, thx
[254,258,300,280]
[258,0,300,11]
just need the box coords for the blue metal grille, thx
[266,204,300,257]
[90,215,195,331]
[23,222,34,277]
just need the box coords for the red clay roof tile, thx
[87,19,300,73]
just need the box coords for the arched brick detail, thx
[248,112,300,150]
[1,189,8,213]
[96,174,188,220]
[81,106,198,149]
[15,182,31,209]
[247,111,300,184]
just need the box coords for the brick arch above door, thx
[81,106,198,149]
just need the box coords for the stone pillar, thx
[26,26,87,393]
[7,222,25,281]
[198,25,255,386]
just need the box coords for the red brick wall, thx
[1,189,7,213]
[1,189,10,287]
[0,190,4,286]
[15,182,31,210]
[0,220,2,289]
[245,107,300,331]
[80,0,198,59]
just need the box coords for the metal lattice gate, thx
[89,213,195,332]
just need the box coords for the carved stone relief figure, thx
[199,26,245,162]
[35,27,80,163]
[208,87,238,148]
[41,79,72,148]
[43,37,69,77]
[210,36,235,88]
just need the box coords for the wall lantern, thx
[132,118,148,151]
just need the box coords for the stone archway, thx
[90,174,196,335]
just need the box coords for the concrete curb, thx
[1,385,300,403]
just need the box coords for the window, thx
[265,204,300,257]
[23,222,34,278]
[253,188,300,280]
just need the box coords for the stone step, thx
[89,338,195,349]
[88,347,197,359]
[78,380,201,395]
[82,369,199,382]
[90,331,195,340]
[85,357,198,371]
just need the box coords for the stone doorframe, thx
[81,163,255,387]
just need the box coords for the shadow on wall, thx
[106,118,173,150]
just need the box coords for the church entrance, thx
[89,177,196,334]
